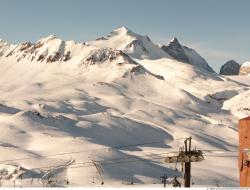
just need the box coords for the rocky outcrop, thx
[122,65,164,80]
[219,60,240,75]
[82,48,137,65]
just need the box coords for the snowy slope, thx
[224,89,250,119]
[0,28,247,187]
[182,46,215,73]
[223,75,250,119]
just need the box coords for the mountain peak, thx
[170,37,179,43]
[161,37,189,63]
[113,26,132,34]
[38,34,58,43]
[168,37,181,47]
[88,26,171,60]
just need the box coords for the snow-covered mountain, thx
[240,61,250,75]
[161,37,215,73]
[219,60,240,75]
[0,27,214,74]
[3,35,89,64]
[0,27,249,187]
[88,27,171,60]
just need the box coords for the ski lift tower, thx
[164,137,204,187]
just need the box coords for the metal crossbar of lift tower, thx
[165,150,204,163]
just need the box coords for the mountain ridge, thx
[0,27,215,73]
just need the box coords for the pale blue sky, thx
[0,0,249,72]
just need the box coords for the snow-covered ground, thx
[222,75,250,119]
[0,27,249,187]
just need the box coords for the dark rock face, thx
[123,65,165,80]
[161,38,190,63]
[219,60,240,75]
[83,48,137,65]
[19,42,33,51]
[63,51,71,62]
